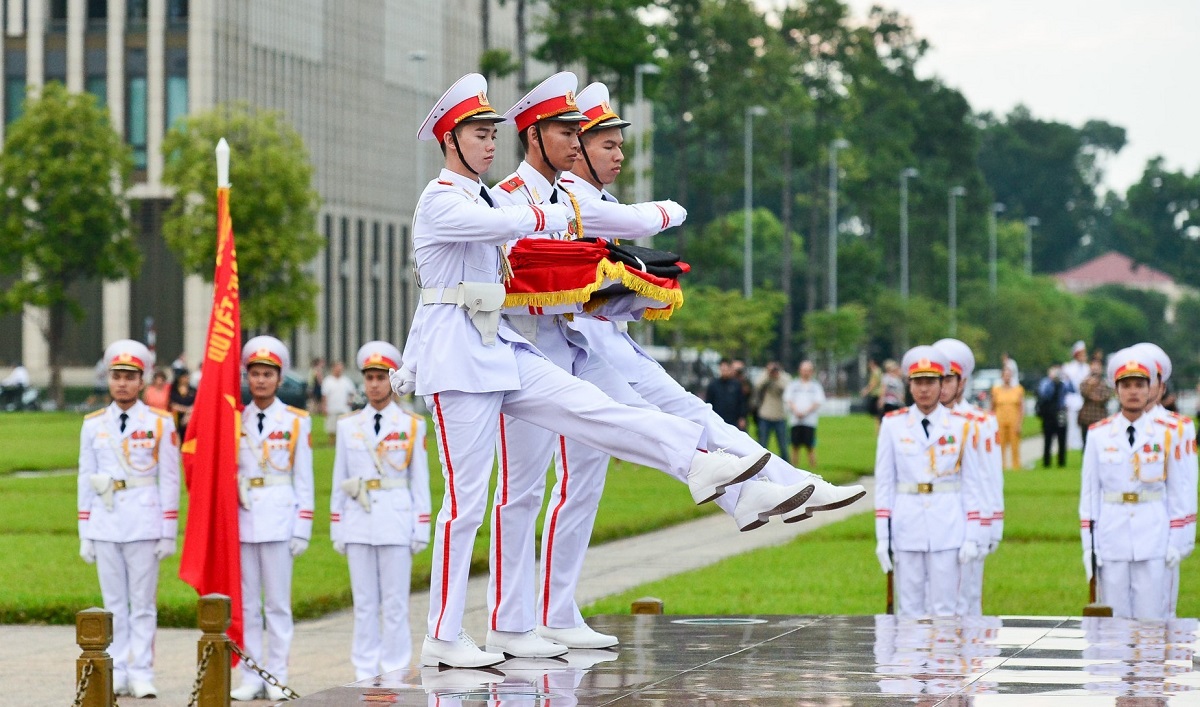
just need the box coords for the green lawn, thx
[585,448,1200,618]
[0,411,877,626]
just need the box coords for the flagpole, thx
[216,138,230,188]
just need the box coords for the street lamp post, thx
[634,63,661,204]
[1025,216,1040,276]
[827,138,850,311]
[899,167,918,301]
[948,185,966,336]
[743,105,767,299]
[989,202,1005,294]
[409,51,429,202]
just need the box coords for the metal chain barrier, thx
[70,660,94,707]
[229,642,301,700]
[185,643,216,707]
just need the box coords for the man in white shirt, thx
[321,360,357,444]
[784,361,825,469]
[1062,341,1090,450]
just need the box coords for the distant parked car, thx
[240,371,309,409]
[968,368,1003,409]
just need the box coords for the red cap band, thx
[514,93,582,132]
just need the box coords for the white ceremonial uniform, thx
[330,403,432,679]
[1155,405,1198,617]
[1063,358,1089,450]
[954,401,1004,616]
[78,401,180,686]
[1080,412,1188,619]
[236,398,314,689]
[403,168,708,642]
[486,162,710,635]
[874,404,987,617]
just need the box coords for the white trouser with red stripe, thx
[540,353,809,629]
[94,540,159,685]
[425,345,705,640]
[347,543,413,679]
[239,541,293,689]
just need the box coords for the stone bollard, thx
[630,597,664,615]
[195,594,233,707]
[75,607,114,707]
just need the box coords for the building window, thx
[340,217,349,364]
[127,0,146,20]
[49,0,67,30]
[371,222,380,341]
[127,49,147,169]
[86,76,107,109]
[166,49,187,132]
[356,219,366,346]
[88,0,107,20]
[86,48,106,110]
[5,50,25,126]
[167,0,187,21]
[386,224,395,344]
[323,214,333,361]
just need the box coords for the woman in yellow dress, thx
[990,365,1025,470]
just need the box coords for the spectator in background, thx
[861,359,883,432]
[1001,352,1019,383]
[170,353,188,380]
[1077,358,1111,449]
[308,357,325,415]
[784,360,825,469]
[1036,365,1073,468]
[879,359,904,416]
[705,359,747,430]
[990,365,1025,470]
[1062,341,1090,451]
[321,360,357,444]
[733,359,756,433]
[86,355,108,407]
[753,362,791,462]
[143,369,171,412]
[169,370,196,440]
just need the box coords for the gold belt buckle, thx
[917,482,934,494]
[112,479,127,491]
[366,479,382,490]
[249,477,265,488]
[1122,492,1139,503]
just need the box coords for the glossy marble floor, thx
[291,614,1200,705]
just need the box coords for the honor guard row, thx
[400,70,866,668]
[1080,343,1197,619]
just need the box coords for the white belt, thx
[897,481,961,494]
[365,477,408,491]
[421,282,506,346]
[421,286,458,305]
[113,476,157,490]
[237,474,291,510]
[1103,491,1164,504]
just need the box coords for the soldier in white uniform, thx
[1080,349,1190,619]
[530,82,866,648]
[330,341,432,679]
[397,73,767,668]
[231,336,314,701]
[873,345,988,617]
[933,338,1004,616]
[1127,342,1197,617]
[78,339,179,699]
[1063,341,1090,450]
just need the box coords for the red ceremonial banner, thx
[178,186,244,656]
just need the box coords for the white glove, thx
[79,538,95,564]
[289,537,309,557]
[388,366,415,397]
[154,537,176,560]
[1166,546,1183,568]
[411,538,429,555]
[958,540,980,564]
[659,199,688,227]
[874,540,892,574]
[544,203,572,233]
[411,521,431,555]
[333,540,346,555]
[1083,549,1103,581]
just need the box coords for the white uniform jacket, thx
[1153,404,1199,555]
[559,177,684,383]
[77,401,180,543]
[402,168,568,396]
[957,402,1005,543]
[874,405,988,553]
[330,404,432,546]
[237,399,314,543]
[1080,413,1192,562]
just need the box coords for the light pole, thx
[634,63,661,204]
[989,202,1005,293]
[1025,216,1040,276]
[743,105,767,299]
[827,138,849,311]
[948,185,966,336]
[899,167,918,301]
[409,50,429,203]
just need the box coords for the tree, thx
[0,81,135,406]
[652,286,786,362]
[534,0,655,99]
[161,103,322,335]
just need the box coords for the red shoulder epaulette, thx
[884,407,908,418]
[1089,415,1114,430]
[559,177,574,184]
[498,176,524,193]
[437,180,453,186]
[950,409,972,419]
[1167,410,1193,425]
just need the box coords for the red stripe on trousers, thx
[491,414,509,630]
[541,435,571,626]
[432,393,457,637]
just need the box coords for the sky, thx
[833,0,1200,195]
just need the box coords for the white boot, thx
[732,480,815,531]
[230,682,265,701]
[537,623,619,649]
[485,629,568,658]
[420,631,505,668]
[687,450,770,504]
[781,476,866,522]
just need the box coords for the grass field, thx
[584,448,1200,618]
[0,411,873,626]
